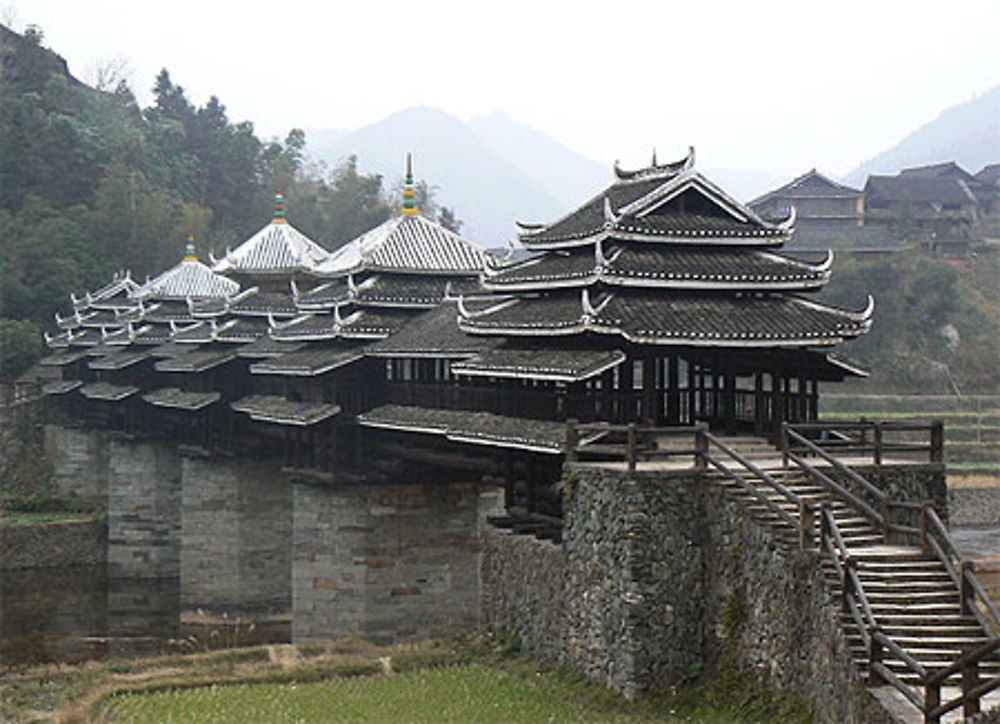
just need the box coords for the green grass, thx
[96,658,809,724]
[0,510,91,526]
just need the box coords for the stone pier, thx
[293,480,504,644]
[179,453,291,616]
[106,437,181,579]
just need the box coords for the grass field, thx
[0,638,810,724]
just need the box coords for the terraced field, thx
[820,393,1000,477]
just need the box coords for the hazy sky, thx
[6,0,999,178]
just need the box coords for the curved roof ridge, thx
[212,219,329,274]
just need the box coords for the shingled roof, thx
[316,214,488,276]
[516,149,791,248]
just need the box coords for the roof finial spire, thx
[401,153,419,216]
[184,232,197,261]
[272,177,287,224]
[651,147,658,167]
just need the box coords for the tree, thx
[0,320,42,381]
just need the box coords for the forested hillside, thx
[0,25,456,380]
[821,250,1000,394]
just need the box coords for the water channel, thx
[0,567,289,667]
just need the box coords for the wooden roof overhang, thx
[270,308,413,343]
[483,243,832,293]
[458,289,873,349]
[249,343,365,377]
[231,394,340,426]
[363,303,498,360]
[42,379,83,395]
[142,387,221,411]
[88,349,150,371]
[79,381,139,401]
[358,404,603,455]
[154,348,239,374]
[451,346,626,383]
[39,350,90,367]
[236,336,304,359]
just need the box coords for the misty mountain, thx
[305,107,568,246]
[845,85,1000,185]
[467,112,610,209]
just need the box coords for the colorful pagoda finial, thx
[272,178,287,224]
[184,233,197,261]
[401,153,419,215]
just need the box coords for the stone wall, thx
[44,424,108,500]
[700,483,894,724]
[0,520,105,570]
[107,437,181,578]
[294,481,503,645]
[949,484,1000,526]
[481,464,921,721]
[180,453,291,615]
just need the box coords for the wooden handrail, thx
[787,450,884,528]
[785,418,944,466]
[784,426,889,503]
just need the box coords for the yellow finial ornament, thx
[401,153,419,215]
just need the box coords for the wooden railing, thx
[784,421,1000,722]
[783,419,944,466]
[0,380,42,408]
[564,420,706,471]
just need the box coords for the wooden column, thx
[724,374,737,432]
[686,359,696,425]
[773,373,786,437]
[754,371,765,435]
[667,354,681,425]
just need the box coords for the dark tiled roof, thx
[272,308,413,342]
[519,171,783,246]
[365,303,497,358]
[231,395,340,426]
[88,350,149,370]
[130,324,174,345]
[460,290,871,346]
[142,387,221,411]
[229,290,298,316]
[357,404,570,454]
[154,348,238,373]
[451,346,625,382]
[485,243,829,290]
[975,163,1000,186]
[249,344,364,376]
[148,341,200,358]
[749,170,860,208]
[864,176,978,205]
[355,275,458,308]
[39,350,90,366]
[236,336,304,358]
[898,161,976,182]
[141,300,198,323]
[216,317,270,343]
[42,379,83,395]
[294,279,351,309]
[79,381,139,401]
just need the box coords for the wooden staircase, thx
[708,433,1000,723]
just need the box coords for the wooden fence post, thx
[960,560,974,617]
[694,428,707,471]
[962,642,981,720]
[930,420,944,464]
[781,422,790,468]
[921,501,933,554]
[799,501,814,551]
[565,419,579,463]
[626,422,637,473]
[873,421,883,466]
[925,680,941,724]
[868,628,885,685]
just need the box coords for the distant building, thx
[749,169,863,231]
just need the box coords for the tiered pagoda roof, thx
[457,148,872,357]
[210,193,328,276]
